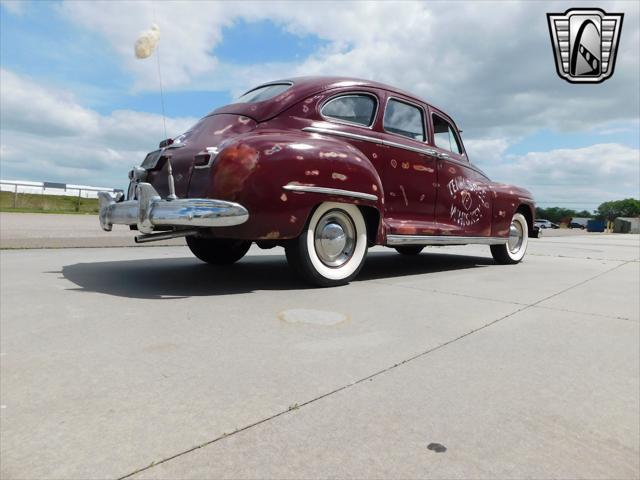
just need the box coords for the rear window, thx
[236,83,292,103]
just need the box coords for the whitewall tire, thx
[490,212,529,264]
[285,202,368,286]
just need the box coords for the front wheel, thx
[490,212,529,264]
[186,236,251,265]
[285,202,368,287]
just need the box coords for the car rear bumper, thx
[98,182,249,233]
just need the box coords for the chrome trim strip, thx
[381,138,437,156]
[282,183,378,202]
[386,234,506,246]
[302,126,382,145]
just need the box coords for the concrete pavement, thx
[0,234,638,479]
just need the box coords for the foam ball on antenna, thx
[134,24,160,59]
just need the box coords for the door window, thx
[383,99,425,141]
[432,114,463,154]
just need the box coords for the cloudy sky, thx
[1,0,638,210]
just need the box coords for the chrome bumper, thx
[98,182,249,233]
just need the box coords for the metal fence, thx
[0,180,123,211]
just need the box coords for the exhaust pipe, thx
[135,229,200,243]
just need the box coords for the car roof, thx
[210,76,438,122]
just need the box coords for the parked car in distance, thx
[535,219,559,229]
[568,222,586,229]
[98,76,536,286]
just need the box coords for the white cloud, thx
[0,69,196,187]
[0,0,26,15]
[58,0,640,140]
[482,143,640,209]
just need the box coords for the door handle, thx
[437,152,450,159]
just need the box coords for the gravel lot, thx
[1,214,638,479]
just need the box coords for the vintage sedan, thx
[99,77,536,286]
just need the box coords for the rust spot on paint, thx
[261,231,280,240]
[212,144,259,201]
[401,162,410,170]
[419,194,426,201]
[305,170,320,176]
[498,210,506,217]
[396,225,418,235]
[280,193,288,202]
[448,167,456,174]
[372,184,378,192]
[332,172,348,181]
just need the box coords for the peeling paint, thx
[413,164,434,173]
[265,144,283,156]
[319,151,347,159]
[399,185,408,206]
[214,124,233,135]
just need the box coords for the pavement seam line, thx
[118,259,632,480]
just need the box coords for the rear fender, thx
[190,131,384,241]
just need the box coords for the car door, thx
[376,95,438,235]
[430,109,493,237]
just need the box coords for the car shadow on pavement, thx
[61,250,493,299]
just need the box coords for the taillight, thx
[194,145,224,169]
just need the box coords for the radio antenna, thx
[151,1,167,140]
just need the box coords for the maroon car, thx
[99,77,535,286]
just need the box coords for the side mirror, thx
[159,138,174,148]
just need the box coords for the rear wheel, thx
[395,246,424,256]
[490,212,528,264]
[285,202,368,287]
[186,236,251,265]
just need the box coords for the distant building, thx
[613,217,640,234]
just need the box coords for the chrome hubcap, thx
[314,210,356,268]
[508,220,524,254]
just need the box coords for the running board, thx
[386,235,507,246]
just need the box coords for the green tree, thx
[596,198,640,221]
[575,210,593,218]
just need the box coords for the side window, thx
[383,99,425,141]
[320,94,377,127]
[432,114,463,155]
